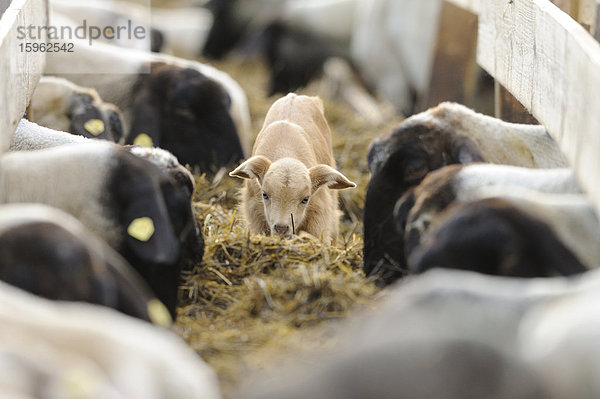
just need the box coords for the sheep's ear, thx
[229,156,271,182]
[129,83,161,147]
[309,164,356,192]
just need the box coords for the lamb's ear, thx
[309,164,356,192]
[229,155,271,182]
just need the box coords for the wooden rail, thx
[0,0,47,154]
[441,0,600,213]
[478,0,600,213]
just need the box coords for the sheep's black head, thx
[363,114,484,285]
[67,93,123,142]
[129,62,244,172]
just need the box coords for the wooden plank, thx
[494,81,539,124]
[478,0,600,214]
[421,0,479,110]
[0,0,47,154]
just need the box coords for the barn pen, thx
[2,0,600,397]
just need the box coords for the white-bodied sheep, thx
[232,269,600,399]
[0,280,221,399]
[230,93,355,245]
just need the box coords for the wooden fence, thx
[0,0,47,154]
[433,0,600,215]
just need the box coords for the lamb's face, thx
[230,155,356,239]
[261,159,312,238]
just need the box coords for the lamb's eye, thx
[301,197,309,205]
[262,192,269,200]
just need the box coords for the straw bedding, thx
[175,57,403,394]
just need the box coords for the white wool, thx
[127,146,181,171]
[51,0,214,58]
[128,145,195,191]
[0,143,122,248]
[11,120,194,193]
[11,119,90,151]
[0,281,221,399]
[351,0,442,114]
[454,165,582,200]
[433,102,569,168]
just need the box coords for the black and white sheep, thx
[350,0,442,114]
[50,0,213,56]
[0,203,171,325]
[30,76,123,142]
[45,39,253,168]
[363,102,569,284]
[395,164,586,271]
[0,141,183,317]
[203,0,357,57]
[234,269,600,399]
[203,0,357,95]
[407,197,590,277]
[10,118,204,272]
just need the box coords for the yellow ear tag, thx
[84,119,105,136]
[127,217,155,242]
[147,298,173,327]
[133,133,154,148]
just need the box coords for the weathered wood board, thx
[478,0,600,213]
[421,0,479,111]
[0,0,47,155]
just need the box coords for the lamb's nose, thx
[274,224,289,236]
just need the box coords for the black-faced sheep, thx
[407,198,589,277]
[363,102,568,284]
[396,164,585,270]
[45,39,253,168]
[10,118,205,272]
[0,142,182,317]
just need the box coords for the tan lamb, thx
[230,93,356,244]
